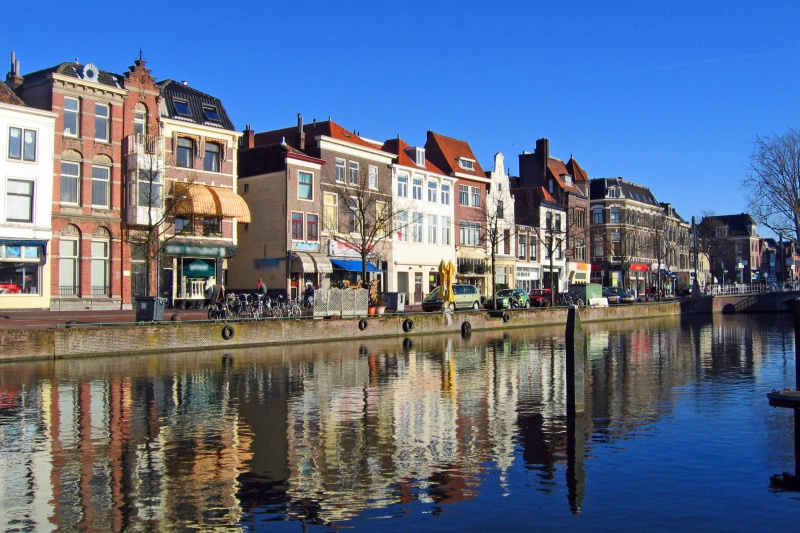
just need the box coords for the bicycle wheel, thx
[271,305,283,318]
[290,304,301,318]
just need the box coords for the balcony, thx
[125,134,164,158]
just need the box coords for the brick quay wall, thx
[1,292,796,363]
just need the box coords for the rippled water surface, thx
[1,313,799,531]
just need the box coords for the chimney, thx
[6,51,24,90]
[535,138,549,180]
[296,113,305,151]
[241,124,255,149]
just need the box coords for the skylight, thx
[203,105,221,122]
[173,99,191,117]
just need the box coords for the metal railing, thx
[59,285,79,297]
[707,282,798,296]
[91,285,110,297]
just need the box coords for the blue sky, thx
[4,1,799,233]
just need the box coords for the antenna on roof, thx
[138,49,144,61]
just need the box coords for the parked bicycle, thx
[554,292,585,307]
[276,295,302,318]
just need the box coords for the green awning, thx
[183,259,215,277]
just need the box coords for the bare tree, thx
[696,213,737,285]
[123,145,193,297]
[741,129,800,241]
[482,184,516,308]
[324,169,408,285]
[644,210,681,298]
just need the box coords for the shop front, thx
[0,239,49,310]
[162,241,236,308]
[290,251,333,299]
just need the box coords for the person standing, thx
[304,282,315,308]
[256,278,267,295]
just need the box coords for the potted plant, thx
[374,293,386,315]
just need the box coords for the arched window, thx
[91,227,110,297]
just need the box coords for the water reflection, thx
[0,313,796,530]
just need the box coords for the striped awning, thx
[173,183,251,223]
[208,186,251,223]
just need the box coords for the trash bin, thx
[383,292,405,313]
[136,296,166,321]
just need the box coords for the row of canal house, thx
[232,118,587,305]
[1,53,250,310]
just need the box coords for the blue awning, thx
[330,259,380,272]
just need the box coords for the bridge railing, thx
[707,282,798,296]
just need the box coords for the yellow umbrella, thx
[444,260,456,304]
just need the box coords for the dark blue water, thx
[1,313,798,531]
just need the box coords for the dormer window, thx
[173,99,191,117]
[81,63,99,82]
[458,158,475,170]
[415,148,425,166]
[202,105,221,122]
[563,173,573,186]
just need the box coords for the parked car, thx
[484,288,530,310]
[602,287,620,304]
[421,283,482,312]
[609,287,635,303]
[528,288,552,307]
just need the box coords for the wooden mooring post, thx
[565,305,586,511]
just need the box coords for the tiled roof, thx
[157,79,235,131]
[254,119,383,152]
[566,156,589,182]
[701,213,758,236]
[548,157,584,196]
[0,82,24,106]
[239,142,324,178]
[382,137,447,175]
[425,131,485,178]
[589,177,660,206]
[21,62,123,89]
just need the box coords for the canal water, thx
[1,313,798,531]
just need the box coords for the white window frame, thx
[91,166,110,208]
[441,183,450,205]
[323,192,338,232]
[397,175,408,197]
[412,177,422,200]
[59,238,79,296]
[176,137,193,168]
[335,158,346,183]
[412,212,423,243]
[63,97,79,137]
[396,211,408,242]
[471,186,481,207]
[60,161,80,204]
[8,127,37,162]
[203,141,221,172]
[348,161,359,185]
[427,180,437,203]
[94,103,109,142]
[442,216,451,246]
[427,214,437,245]
[368,165,378,190]
[6,178,34,223]
[459,158,474,170]
[459,184,469,205]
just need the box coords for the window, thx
[412,178,422,200]
[8,127,36,162]
[412,212,423,243]
[519,235,527,260]
[291,212,304,240]
[173,99,191,117]
[592,208,604,224]
[716,227,728,238]
[91,166,110,208]
[376,201,388,237]
[546,211,553,230]
[428,214,437,244]
[504,229,510,255]
[348,197,359,233]
[0,244,41,295]
[90,240,109,297]
[95,103,109,142]
[138,170,163,207]
[204,142,220,172]
[471,186,480,207]
[397,175,408,197]
[574,238,585,261]
[427,180,437,203]
[396,211,408,242]
[531,236,537,260]
[6,179,34,223]
[555,214,562,231]
[63,97,79,136]
[459,158,474,170]
[298,171,313,200]
[203,217,221,236]
[323,193,337,232]
[610,207,621,224]
[441,183,450,205]
[60,161,80,204]
[459,185,469,205]
[348,161,359,185]
[335,158,346,182]
[368,165,378,189]
[442,216,451,246]
[497,200,504,219]
[544,236,552,259]
[415,148,425,166]
[59,238,79,296]
[175,216,192,235]
[459,221,482,246]
[176,137,193,168]
[134,110,146,135]
[307,214,319,241]
[202,105,221,122]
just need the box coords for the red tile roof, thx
[382,137,448,175]
[425,131,485,178]
[547,157,584,195]
[0,82,24,106]
[254,119,385,152]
